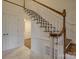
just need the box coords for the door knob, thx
[3,33,8,36]
[6,33,8,35]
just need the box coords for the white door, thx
[2,13,18,51]
[2,13,9,51]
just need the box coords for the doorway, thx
[24,15,31,49]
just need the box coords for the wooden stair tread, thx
[24,38,31,49]
[65,39,72,49]
[66,43,76,55]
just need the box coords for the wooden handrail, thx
[24,0,26,9]
[4,0,25,8]
[32,0,65,16]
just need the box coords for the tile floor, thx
[2,46,31,59]
[2,46,76,59]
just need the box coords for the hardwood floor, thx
[24,38,31,49]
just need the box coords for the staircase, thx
[24,8,73,55]
[25,9,53,32]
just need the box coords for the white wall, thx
[31,20,52,59]
[2,0,25,51]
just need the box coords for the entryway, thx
[24,15,31,49]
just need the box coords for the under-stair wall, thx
[31,19,52,59]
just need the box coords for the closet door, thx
[2,13,9,51]
[2,13,18,51]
